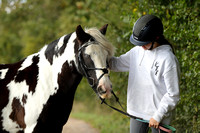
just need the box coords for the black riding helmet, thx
[130,14,163,46]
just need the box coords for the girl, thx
[109,14,180,133]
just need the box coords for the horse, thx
[0,24,115,133]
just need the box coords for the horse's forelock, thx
[85,28,115,57]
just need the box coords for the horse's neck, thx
[33,45,83,130]
[25,41,83,130]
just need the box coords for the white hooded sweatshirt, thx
[110,45,180,125]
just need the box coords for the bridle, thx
[77,40,109,92]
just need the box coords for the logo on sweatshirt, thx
[154,62,159,76]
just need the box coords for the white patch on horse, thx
[0,68,8,79]
[55,35,65,52]
[18,54,38,71]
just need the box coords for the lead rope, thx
[100,90,139,119]
[100,90,176,133]
[111,91,126,112]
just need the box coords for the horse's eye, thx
[90,38,95,42]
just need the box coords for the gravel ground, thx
[62,117,99,133]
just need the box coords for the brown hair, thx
[156,35,175,54]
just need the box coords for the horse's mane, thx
[85,27,115,57]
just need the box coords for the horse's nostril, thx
[97,87,106,94]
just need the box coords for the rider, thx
[109,14,180,133]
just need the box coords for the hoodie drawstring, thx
[139,50,145,66]
[151,48,157,69]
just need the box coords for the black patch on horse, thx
[22,94,27,105]
[15,55,39,93]
[45,39,59,64]
[45,33,72,65]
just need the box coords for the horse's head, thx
[76,24,115,99]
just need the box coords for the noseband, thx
[78,41,109,91]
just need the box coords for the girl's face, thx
[142,42,153,50]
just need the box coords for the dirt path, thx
[62,117,99,133]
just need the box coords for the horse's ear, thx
[76,25,90,44]
[99,24,108,35]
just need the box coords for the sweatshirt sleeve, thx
[153,66,180,123]
[109,50,131,72]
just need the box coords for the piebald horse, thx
[0,24,115,133]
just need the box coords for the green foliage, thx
[0,0,199,132]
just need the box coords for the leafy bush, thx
[123,0,200,132]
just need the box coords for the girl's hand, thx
[149,118,159,129]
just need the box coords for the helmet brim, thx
[129,34,151,46]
